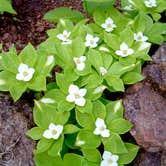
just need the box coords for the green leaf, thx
[35,152,63,166]
[92,100,106,119]
[104,33,120,50]
[36,138,53,153]
[77,131,101,148]
[109,62,136,76]
[120,27,134,47]
[64,124,80,134]
[106,75,124,92]
[9,81,27,101]
[83,0,116,16]
[122,72,144,84]
[56,73,70,93]
[64,153,84,166]
[48,135,64,157]
[26,127,44,140]
[106,100,123,124]
[0,71,15,91]
[76,100,93,113]
[28,75,46,91]
[118,143,139,164]
[88,49,103,70]
[72,37,86,57]
[82,148,101,163]
[76,111,95,130]
[0,0,16,14]
[44,7,83,23]
[57,100,75,112]
[108,118,133,134]
[20,43,37,66]
[1,47,20,74]
[103,133,128,154]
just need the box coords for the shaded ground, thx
[0,0,83,52]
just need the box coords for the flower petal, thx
[102,151,112,160]
[57,34,64,41]
[79,88,87,97]
[43,130,52,139]
[55,125,63,135]
[95,118,106,128]
[75,97,86,106]
[101,129,110,138]
[115,50,123,56]
[93,128,101,136]
[112,155,119,162]
[66,94,75,102]
[76,63,85,71]
[68,84,79,94]
[16,73,24,81]
[18,63,29,73]
[128,48,134,55]
[80,56,86,62]
[49,123,57,130]
[86,34,93,41]
[120,42,128,50]
[100,160,108,166]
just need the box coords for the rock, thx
[0,93,35,166]
[152,42,166,63]
[131,150,166,166]
[123,43,166,152]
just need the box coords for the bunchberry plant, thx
[121,0,166,21]
[0,1,165,165]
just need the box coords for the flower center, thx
[76,59,81,64]
[51,129,57,135]
[23,71,29,77]
[74,93,80,99]
[122,49,128,55]
[99,126,106,131]
[107,23,112,28]
[90,40,94,45]
[137,35,142,40]
[107,158,113,164]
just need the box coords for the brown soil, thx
[0,0,83,52]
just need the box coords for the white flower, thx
[85,34,99,48]
[144,0,157,8]
[115,42,134,57]
[43,123,63,140]
[134,32,148,42]
[94,85,107,94]
[99,67,108,76]
[45,55,54,66]
[57,30,72,45]
[124,5,133,10]
[16,63,35,82]
[93,118,110,138]
[66,84,87,107]
[100,151,119,166]
[40,98,55,104]
[101,17,116,32]
[73,56,86,71]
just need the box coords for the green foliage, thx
[0,0,16,14]
[44,7,83,23]
[83,0,116,16]
[1,0,165,165]
[121,0,166,21]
